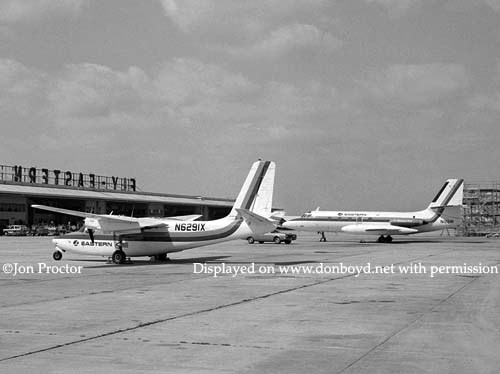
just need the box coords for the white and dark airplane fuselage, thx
[53,216,262,258]
[285,208,459,235]
[283,179,464,242]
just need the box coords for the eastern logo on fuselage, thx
[72,240,113,247]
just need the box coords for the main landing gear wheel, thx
[112,249,126,264]
[377,235,393,243]
[154,253,170,262]
[53,251,62,261]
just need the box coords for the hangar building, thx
[0,164,233,232]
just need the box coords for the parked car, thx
[3,225,29,236]
[246,231,297,244]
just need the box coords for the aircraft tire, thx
[155,253,168,261]
[112,250,126,264]
[247,237,255,244]
[273,237,281,244]
[53,251,62,261]
[386,235,393,243]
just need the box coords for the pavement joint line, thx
[0,274,208,309]
[335,259,500,374]
[0,248,457,363]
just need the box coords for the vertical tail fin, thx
[229,160,275,218]
[427,179,464,209]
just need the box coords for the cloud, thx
[154,58,258,108]
[156,1,342,60]
[151,58,338,141]
[363,0,422,16]
[226,24,342,59]
[0,58,44,94]
[483,0,500,11]
[48,63,154,119]
[1,57,338,148]
[365,0,500,15]
[156,0,326,37]
[359,63,469,106]
[468,93,500,112]
[156,0,215,32]
[0,0,87,24]
[0,58,47,114]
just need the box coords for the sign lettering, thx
[0,164,137,192]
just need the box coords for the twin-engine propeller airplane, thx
[283,179,464,243]
[33,160,277,264]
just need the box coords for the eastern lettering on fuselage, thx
[73,240,113,247]
[174,223,206,232]
[338,213,367,217]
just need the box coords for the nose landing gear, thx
[111,249,127,264]
[111,237,129,264]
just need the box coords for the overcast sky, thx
[1,0,499,214]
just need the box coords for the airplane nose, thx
[52,238,64,246]
[53,237,70,251]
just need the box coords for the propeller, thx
[88,228,95,244]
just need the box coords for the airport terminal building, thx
[0,164,234,232]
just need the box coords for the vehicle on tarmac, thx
[246,231,297,244]
[32,160,278,264]
[3,225,29,236]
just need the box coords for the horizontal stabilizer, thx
[236,208,277,233]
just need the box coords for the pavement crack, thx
[0,249,460,363]
[335,261,499,374]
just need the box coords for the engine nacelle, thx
[389,219,425,228]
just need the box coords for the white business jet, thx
[283,179,464,243]
[32,160,277,264]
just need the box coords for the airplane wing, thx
[168,215,202,221]
[32,204,97,218]
[32,204,168,234]
[341,223,418,235]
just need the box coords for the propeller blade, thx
[88,229,95,244]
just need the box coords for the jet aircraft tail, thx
[427,179,464,209]
[229,160,276,219]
